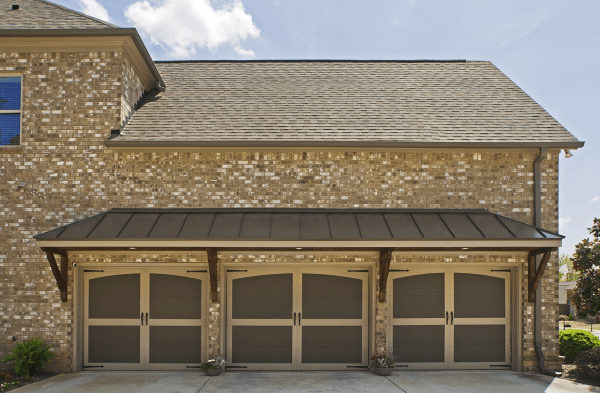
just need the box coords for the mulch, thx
[0,370,58,391]
[561,364,600,388]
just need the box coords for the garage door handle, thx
[293,312,296,325]
[299,313,301,326]
[450,311,454,325]
[141,312,144,326]
[146,312,148,325]
[446,311,449,325]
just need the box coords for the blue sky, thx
[55,0,599,256]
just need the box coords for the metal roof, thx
[34,208,562,242]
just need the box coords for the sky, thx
[53,0,599,257]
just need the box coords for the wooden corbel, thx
[207,248,219,303]
[45,250,68,302]
[378,248,394,302]
[527,250,552,302]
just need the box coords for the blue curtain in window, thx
[0,76,21,110]
[0,114,20,145]
[0,76,21,146]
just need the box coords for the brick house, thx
[0,0,584,373]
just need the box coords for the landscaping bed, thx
[562,364,600,388]
[0,370,58,391]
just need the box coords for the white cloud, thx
[233,45,255,57]
[591,196,600,202]
[78,0,111,23]
[559,217,572,227]
[495,13,546,49]
[125,0,260,57]
[486,4,564,50]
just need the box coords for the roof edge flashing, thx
[104,140,585,149]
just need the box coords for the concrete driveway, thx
[15,371,600,393]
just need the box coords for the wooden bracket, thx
[528,250,551,302]
[207,248,219,303]
[46,251,68,302]
[378,248,394,302]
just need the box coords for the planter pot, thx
[374,367,393,376]
[205,368,221,376]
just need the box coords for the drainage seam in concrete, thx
[385,375,408,393]
[196,376,212,392]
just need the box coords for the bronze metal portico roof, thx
[35,208,562,251]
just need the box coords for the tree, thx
[571,218,600,317]
[559,253,579,282]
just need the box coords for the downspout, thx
[533,147,558,376]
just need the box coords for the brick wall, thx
[0,50,561,372]
[121,56,144,127]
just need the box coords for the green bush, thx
[560,330,600,363]
[1,338,55,378]
[575,347,600,380]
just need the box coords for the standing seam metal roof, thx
[34,209,563,241]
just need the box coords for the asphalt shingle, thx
[0,0,116,29]
[116,60,581,145]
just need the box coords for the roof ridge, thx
[35,0,119,28]
[154,59,471,63]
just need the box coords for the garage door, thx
[226,267,369,370]
[388,268,510,370]
[83,267,208,370]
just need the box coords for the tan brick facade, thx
[0,49,561,373]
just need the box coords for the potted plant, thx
[371,351,396,376]
[200,355,228,376]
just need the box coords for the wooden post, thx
[207,249,219,303]
[60,254,68,302]
[378,248,393,302]
[528,250,551,302]
[45,251,68,302]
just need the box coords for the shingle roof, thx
[35,208,562,241]
[111,60,582,147]
[0,0,117,29]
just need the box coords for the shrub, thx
[1,338,55,378]
[575,347,600,380]
[560,330,600,363]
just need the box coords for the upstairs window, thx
[0,76,22,146]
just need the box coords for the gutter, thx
[0,28,165,90]
[103,140,586,149]
[533,147,558,377]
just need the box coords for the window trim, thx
[0,73,23,147]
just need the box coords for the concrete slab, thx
[387,371,600,393]
[199,371,398,392]
[15,371,211,393]
[14,370,600,393]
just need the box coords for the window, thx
[0,75,22,146]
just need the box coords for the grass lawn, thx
[559,320,600,334]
